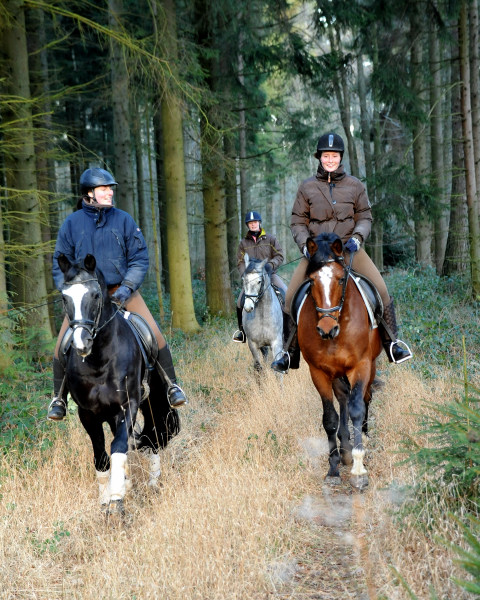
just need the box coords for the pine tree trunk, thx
[429,21,448,274]
[411,12,432,266]
[459,0,480,297]
[160,0,201,333]
[109,0,135,215]
[0,0,52,340]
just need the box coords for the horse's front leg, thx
[333,377,353,466]
[310,367,341,483]
[247,339,264,372]
[108,403,137,505]
[347,371,370,490]
[77,408,111,505]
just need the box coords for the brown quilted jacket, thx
[290,164,372,253]
[237,229,284,276]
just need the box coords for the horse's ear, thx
[57,253,71,274]
[332,238,343,257]
[244,253,250,268]
[84,254,96,273]
[306,238,317,257]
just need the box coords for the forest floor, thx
[0,322,473,600]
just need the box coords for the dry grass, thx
[0,327,476,599]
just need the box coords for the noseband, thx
[312,253,353,323]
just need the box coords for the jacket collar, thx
[316,163,346,182]
[246,227,266,241]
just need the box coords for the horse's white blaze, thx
[351,447,367,476]
[109,452,128,500]
[96,469,111,505]
[318,266,334,307]
[148,452,161,487]
[63,283,88,320]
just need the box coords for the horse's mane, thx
[306,233,344,277]
[244,257,264,275]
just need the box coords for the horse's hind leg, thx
[333,377,353,466]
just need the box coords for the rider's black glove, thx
[112,284,133,306]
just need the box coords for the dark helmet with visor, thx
[314,133,345,159]
[245,210,262,224]
[80,168,118,194]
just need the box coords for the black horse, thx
[58,253,180,513]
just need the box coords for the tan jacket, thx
[237,229,284,276]
[290,164,372,253]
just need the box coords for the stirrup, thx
[167,383,188,408]
[388,339,413,364]
[47,397,67,421]
[232,330,246,343]
[271,351,290,374]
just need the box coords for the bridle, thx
[243,271,270,306]
[62,275,117,339]
[311,253,354,323]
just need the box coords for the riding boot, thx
[379,298,413,364]
[47,357,68,421]
[157,345,188,407]
[232,306,246,343]
[271,314,300,373]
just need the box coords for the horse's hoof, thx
[105,498,125,516]
[324,475,342,486]
[349,474,369,490]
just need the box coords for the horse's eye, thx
[338,278,345,285]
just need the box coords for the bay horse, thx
[58,253,180,514]
[297,233,382,489]
[241,254,284,372]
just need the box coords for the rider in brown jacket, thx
[233,211,287,342]
[271,133,412,372]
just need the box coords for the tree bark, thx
[459,0,480,297]
[0,0,52,339]
[109,0,135,215]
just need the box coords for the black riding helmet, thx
[245,210,262,224]
[80,168,118,195]
[314,133,345,159]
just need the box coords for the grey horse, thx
[241,254,285,371]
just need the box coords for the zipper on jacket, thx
[329,179,336,204]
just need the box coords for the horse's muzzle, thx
[317,325,339,340]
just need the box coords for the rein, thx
[313,252,354,323]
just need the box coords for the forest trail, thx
[0,331,464,599]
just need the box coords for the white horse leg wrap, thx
[110,453,128,500]
[351,447,367,476]
[148,453,161,487]
[96,469,111,505]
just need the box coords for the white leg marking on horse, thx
[109,452,128,500]
[96,469,111,505]
[351,447,367,476]
[148,453,161,488]
[318,266,333,307]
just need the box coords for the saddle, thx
[57,310,159,371]
[291,271,383,328]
